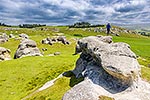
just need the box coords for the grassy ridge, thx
[0,26,150,100]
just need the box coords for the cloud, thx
[0,0,150,25]
[114,0,146,12]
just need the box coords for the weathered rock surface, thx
[0,47,11,61]
[63,36,150,100]
[14,39,42,59]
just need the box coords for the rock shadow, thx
[84,65,131,94]
[63,71,84,87]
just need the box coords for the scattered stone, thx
[41,37,53,45]
[57,36,70,45]
[19,33,29,39]
[9,34,15,38]
[41,36,70,45]
[54,52,61,55]
[42,48,48,51]
[111,31,120,36]
[0,47,11,61]
[14,39,42,59]
[0,33,9,44]
[0,39,6,44]
[48,54,55,56]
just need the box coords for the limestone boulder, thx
[19,33,29,39]
[63,36,150,100]
[9,34,15,38]
[75,36,140,84]
[57,36,70,45]
[0,33,9,44]
[0,47,11,61]
[41,36,70,45]
[14,39,42,59]
[41,37,53,45]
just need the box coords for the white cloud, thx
[130,0,146,5]
[43,0,90,11]
[0,0,150,25]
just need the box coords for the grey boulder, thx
[14,39,42,59]
[0,33,9,44]
[63,36,150,100]
[19,33,29,39]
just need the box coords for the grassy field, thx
[0,26,150,100]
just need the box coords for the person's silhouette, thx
[106,23,111,35]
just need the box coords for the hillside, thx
[0,26,150,100]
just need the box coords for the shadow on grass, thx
[63,71,84,87]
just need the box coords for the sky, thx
[0,0,150,25]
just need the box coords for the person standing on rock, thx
[106,23,111,35]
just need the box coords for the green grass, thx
[0,51,78,100]
[26,77,71,100]
[113,36,150,57]
[99,95,115,100]
[0,30,79,99]
[0,26,150,100]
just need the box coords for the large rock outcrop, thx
[14,39,42,59]
[0,47,11,61]
[63,36,150,100]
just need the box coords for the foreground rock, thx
[63,36,150,100]
[14,39,42,59]
[0,47,11,61]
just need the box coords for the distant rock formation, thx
[41,36,70,45]
[80,27,137,36]
[14,39,42,59]
[0,32,9,44]
[0,47,11,61]
[63,36,150,100]
[19,33,29,39]
[41,37,53,45]
[57,36,70,45]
